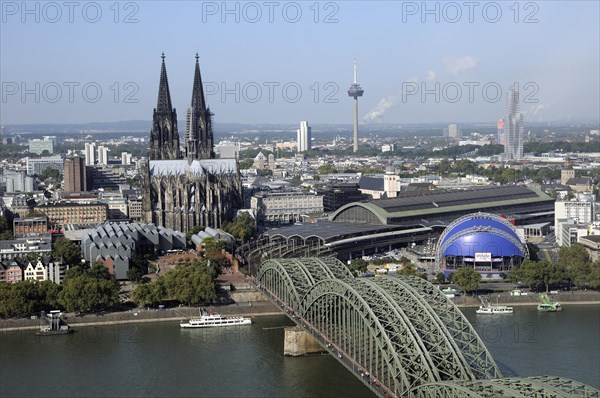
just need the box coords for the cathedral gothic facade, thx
[142,54,242,233]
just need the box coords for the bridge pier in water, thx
[283,326,326,356]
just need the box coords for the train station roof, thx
[329,186,554,225]
[266,221,402,243]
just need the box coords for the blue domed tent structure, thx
[435,213,528,275]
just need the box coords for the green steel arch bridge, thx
[255,257,599,398]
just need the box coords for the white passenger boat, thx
[476,298,514,315]
[180,312,252,328]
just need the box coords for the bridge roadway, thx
[254,257,600,398]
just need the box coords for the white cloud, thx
[426,70,436,81]
[443,56,478,75]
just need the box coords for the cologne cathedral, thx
[142,53,242,233]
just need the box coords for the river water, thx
[1,306,598,397]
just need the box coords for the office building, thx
[26,156,64,175]
[0,171,36,193]
[97,146,109,166]
[297,121,312,152]
[35,202,109,227]
[63,156,88,192]
[85,142,97,165]
[250,191,324,225]
[28,137,54,155]
[121,152,132,165]
[504,89,524,160]
[447,123,460,138]
[13,217,48,237]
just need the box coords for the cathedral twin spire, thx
[150,53,214,161]
[188,53,215,160]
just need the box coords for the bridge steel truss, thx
[255,257,600,398]
[414,376,600,397]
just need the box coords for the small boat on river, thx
[476,297,514,315]
[537,293,562,312]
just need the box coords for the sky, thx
[1,1,599,125]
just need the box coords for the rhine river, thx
[1,305,598,397]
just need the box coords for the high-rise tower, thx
[84,142,96,165]
[504,89,524,160]
[297,121,311,152]
[150,53,179,160]
[63,156,87,192]
[186,53,214,161]
[347,60,364,153]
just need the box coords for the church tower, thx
[561,156,575,185]
[150,53,179,160]
[186,53,215,161]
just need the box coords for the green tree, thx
[436,159,452,176]
[40,167,61,181]
[238,158,254,169]
[347,259,368,275]
[510,260,566,292]
[588,261,600,289]
[131,283,158,307]
[127,254,149,282]
[0,283,13,317]
[63,265,85,281]
[132,260,216,307]
[186,224,204,240]
[35,281,62,311]
[223,212,256,242]
[558,244,589,287]
[0,215,13,240]
[435,272,446,284]
[0,280,65,317]
[52,237,81,265]
[87,261,112,280]
[452,267,482,293]
[2,282,39,316]
[398,262,417,276]
[318,164,337,174]
[127,267,144,282]
[132,278,169,308]
[59,274,120,313]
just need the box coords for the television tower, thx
[348,59,364,153]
